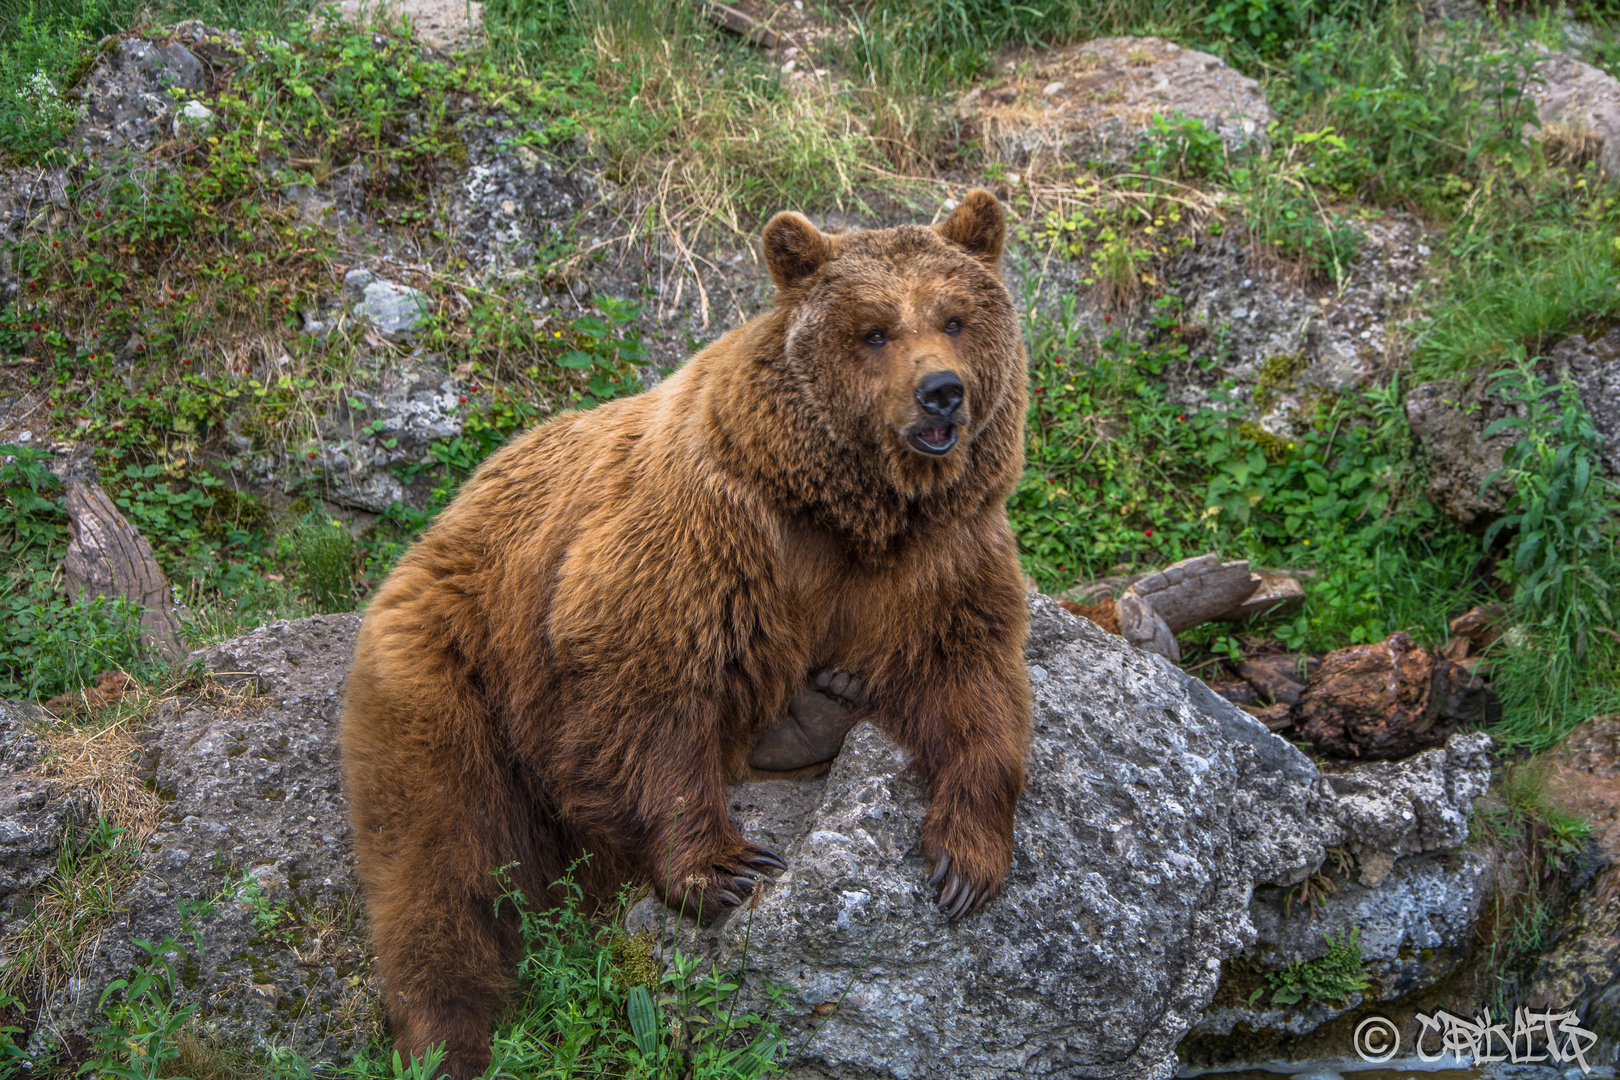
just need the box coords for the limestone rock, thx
[632,595,1338,1080]
[1531,50,1620,179]
[1193,849,1494,1042]
[1405,378,1522,525]
[26,616,372,1065]
[1552,328,1620,480]
[971,36,1273,168]
[353,280,430,340]
[1187,732,1495,1054]
[1325,731,1494,867]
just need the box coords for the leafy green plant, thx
[1275,5,1541,207]
[1137,112,1233,181]
[81,933,201,1080]
[1249,928,1370,1006]
[1479,358,1620,751]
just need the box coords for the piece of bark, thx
[1211,680,1258,706]
[1058,597,1119,635]
[1296,632,1455,760]
[1439,636,1472,661]
[1126,554,1260,634]
[747,670,864,772]
[1241,701,1295,731]
[61,479,186,664]
[1116,590,1179,661]
[1217,574,1305,623]
[706,2,780,48]
[1238,654,1315,706]
[1449,604,1505,649]
[1062,573,1146,605]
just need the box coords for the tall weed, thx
[1480,360,1620,750]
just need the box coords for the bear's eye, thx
[944,317,962,335]
[864,329,888,347]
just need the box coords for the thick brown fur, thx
[341,189,1033,1078]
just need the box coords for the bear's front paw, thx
[922,830,1010,920]
[664,844,787,921]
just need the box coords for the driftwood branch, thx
[1117,554,1260,661]
[61,479,186,665]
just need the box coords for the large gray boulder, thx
[632,595,1341,1080]
[1189,733,1494,1052]
[24,616,372,1064]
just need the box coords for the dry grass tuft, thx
[1541,123,1604,170]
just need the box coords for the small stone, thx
[343,267,375,293]
[1041,81,1065,96]
[354,281,429,341]
[172,100,215,139]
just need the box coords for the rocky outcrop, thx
[1524,714,1620,1072]
[626,598,1492,1080]
[1530,49,1620,178]
[1,603,1499,1076]
[1187,733,1494,1056]
[1405,377,1522,525]
[968,36,1274,168]
[19,617,373,1064]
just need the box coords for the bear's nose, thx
[915,370,964,419]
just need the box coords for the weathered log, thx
[1115,554,1260,659]
[1296,632,1465,760]
[61,479,186,664]
[1238,654,1316,706]
[1217,573,1305,623]
[1115,589,1179,660]
[1126,554,1261,634]
[706,2,780,48]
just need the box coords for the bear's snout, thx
[915,370,964,418]
[907,369,964,456]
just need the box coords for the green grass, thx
[1414,205,1620,380]
[5,866,799,1078]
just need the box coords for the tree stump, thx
[61,480,186,665]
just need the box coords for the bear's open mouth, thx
[908,424,958,455]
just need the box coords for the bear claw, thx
[747,848,787,872]
[928,853,951,887]
[714,889,743,908]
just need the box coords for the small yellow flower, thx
[1303,539,1311,546]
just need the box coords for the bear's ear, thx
[935,189,1005,269]
[762,212,833,291]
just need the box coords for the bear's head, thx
[761,190,1025,503]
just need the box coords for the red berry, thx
[1144,527,1154,538]
[1104,315,1112,323]
[308,451,317,460]
[183,358,192,366]
[94,210,102,219]
[459,395,468,403]
[1178,414,1186,422]
[469,384,480,393]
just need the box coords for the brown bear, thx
[340,189,1033,1077]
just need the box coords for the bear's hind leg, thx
[369,843,521,1080]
